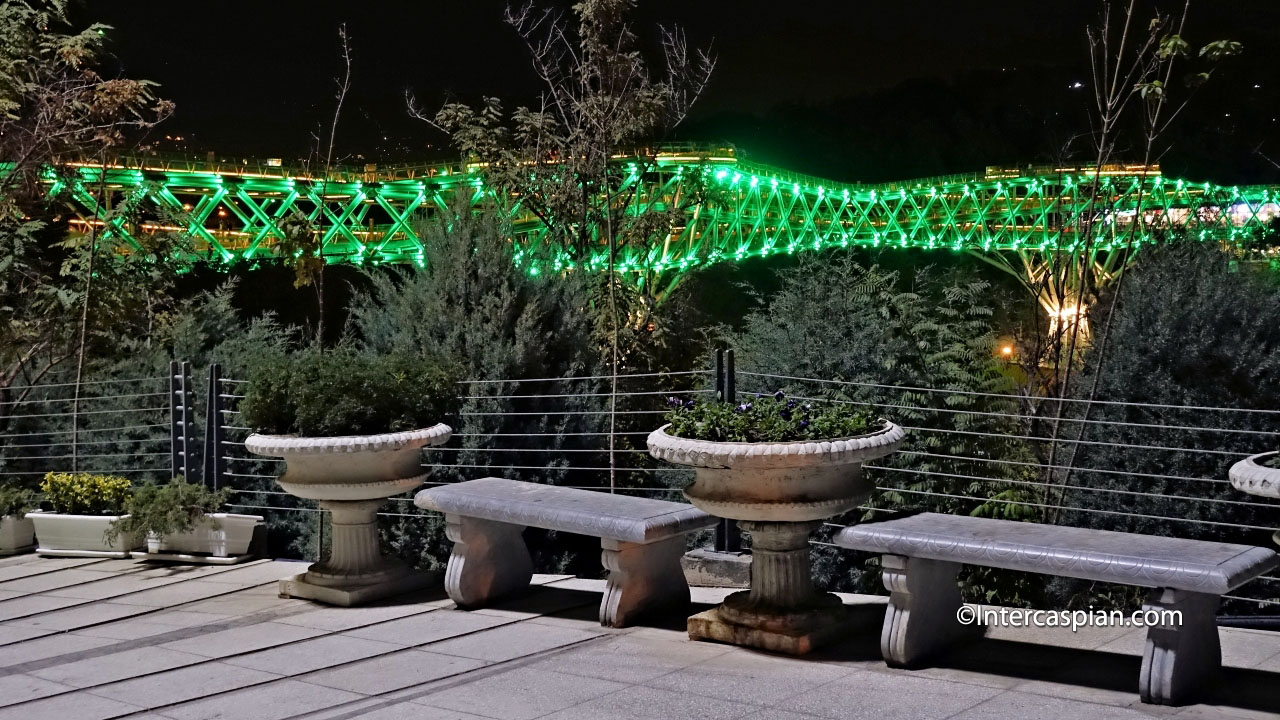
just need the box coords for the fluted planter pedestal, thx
[247,425,451,607]
[648,421,905,654]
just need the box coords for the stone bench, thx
[834,512,1279,706]
[415,477,717,627]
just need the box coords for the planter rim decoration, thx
[1229,451,1280,499]
[246,424,453,501]
[246,422,452,605]
[647,420,907,523]
[244,425,453,455]
[646,421,906,469]
[1229,451,1279,546]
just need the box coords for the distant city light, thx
[1070,82,1084,89]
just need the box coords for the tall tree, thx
[0,1,172,431]
[409,0,715,484]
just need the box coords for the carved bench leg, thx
[1139,588,1221,706]
[443,514,532,609]
[600,535,690,628]
[880,554,972,668]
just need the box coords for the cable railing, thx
[0,372,177,482]
[6,357,1274,611]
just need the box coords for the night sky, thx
[87,1,1280,183]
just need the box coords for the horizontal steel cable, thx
[739,370,1280,416]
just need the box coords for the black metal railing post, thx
[714,348,742,553]
[169,360,194,481]
[714,348,725,401]
[203,363,226,490]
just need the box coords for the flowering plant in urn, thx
[648,391,904,654]
[243,350,457,606]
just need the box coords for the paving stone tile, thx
[146,610,237,627]
[74,610,234,641]
[87,662,280,709]
[273,603,436,632]
[536,683,758,720]
[0,558,104,582]
[343,608,510,646]
[0,589,24,601]
[179,591,309,616]
[193,561,307,585]
[645,647,855,706]
[0,594,85,621]
[159,621,326,658]
[300,649,487,695]
[737,711,833,720]
[0,631,118,669]
[423,619,601,662]
[1220,627,1280,669]
[31,646,207,688]
[2,569,137,594]
[0,623,54,645]
[312,699,496,720]
[0,673,76,707]
[45,572,188,600]
[779,669,1002,720]
[104,579,259,608]
[6,601,147,632]
[530,633,731,683]
[467,586,600,620]
[947,690,1160,719]
[0,690,141,720]
[155,678,363,720]
[420,666,628,720]
[223,634,403,675]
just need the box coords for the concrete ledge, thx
[681,547,751,589]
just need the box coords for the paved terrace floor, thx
[0,555,1278,720]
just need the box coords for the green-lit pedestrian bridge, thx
[44,145,1280,290]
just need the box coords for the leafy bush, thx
[107,477,230,544]
[726,256,1042,606]
[664,392,874,442]
[240,350,459,437]
[0,486,36,518]
[41,473,132,516]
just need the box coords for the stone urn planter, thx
[648,420,906,654]
[1229,451,1280,545]
[247,425,452,606]
[142,513,264,560]
[0,515,36,556]
[30,511,139,558]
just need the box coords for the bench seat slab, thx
[836,513,1278,594]
[417,477,716,544]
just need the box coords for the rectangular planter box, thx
[147,513,263,558]
[0,515,36,556]
[29,511,138,558]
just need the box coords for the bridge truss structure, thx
[38,146,1280,308]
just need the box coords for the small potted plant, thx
[1229,451,1280,545]
[30,472,137,557]
[108,478,264,562]
[648,391,905,654]
[242,350,457,606]
[0,485,37,555]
